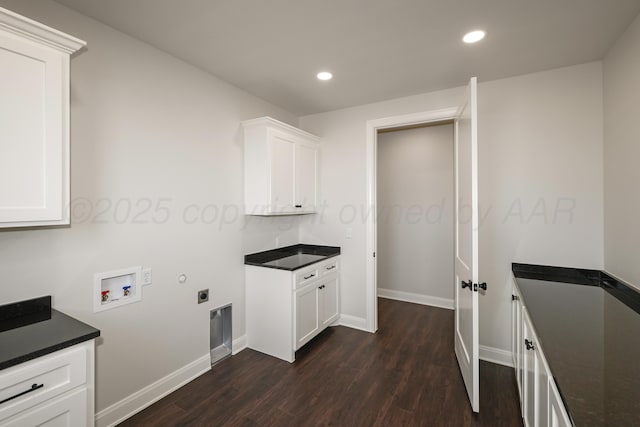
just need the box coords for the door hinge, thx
[473,282,488,292]
[373,252,376,258]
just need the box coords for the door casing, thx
[365,107,460,332]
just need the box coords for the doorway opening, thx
[376,121,455,319]
[364,107,459,333]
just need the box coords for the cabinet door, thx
[0,32,67,226]
[512,284,524,406]
[2,387,87,427]
[523,311,536,427]
[535,348,549,427]
[295,284,320,349]
[294,142,318,212]
[269,133,295,213]
[320,277,339,327]
[548,378,571,427]
[523,310,550,427]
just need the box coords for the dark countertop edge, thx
[245,252,340,271]
[511,263,640,426]
[511,263,601,286]
[0,329,100,371]
[0,297,101,371]
[245,244,341,271]
[512,263,640,315]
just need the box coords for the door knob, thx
[461,280,472,290]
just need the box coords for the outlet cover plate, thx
[142,268,152,286]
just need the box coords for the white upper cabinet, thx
[0,7,86,228]
[294,142,318,213]
[243,117,319,215]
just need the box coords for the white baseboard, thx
[232,335,247,355]
[338,314,370,332]
[96,337,248,427]
[480,345,513,368]
[95,354,211,427]
[377,288,454,310]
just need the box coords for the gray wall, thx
[603,13,640,289]
[376,125,454,302]
[0,0,299,412]
[299,61,604,353]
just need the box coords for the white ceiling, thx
[54,0,640,115]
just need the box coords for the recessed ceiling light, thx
[463,30,485,44]
[317,71,333,81]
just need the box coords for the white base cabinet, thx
[295,276,338,350]
[242,117,319,215]
[246,257,340,362]
[0,340,96,427]
[512,279,572,427]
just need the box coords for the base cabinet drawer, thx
[295,267,319,289]
[0,340,95,427]
[1,387,87,427]
[0,345,87,422]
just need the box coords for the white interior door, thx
[454,77,480,412]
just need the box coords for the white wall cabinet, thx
[242,117,319,215]
[0,7,86,228]
[0,340,96,426]
[512,280,572,427]
[246,257,340,362]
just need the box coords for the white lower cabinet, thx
[295,284,321,348]
[511,287,523,407]
[0,340,95,427]
[512,280,572,427]
[2,387,87,427]
[246,257,340,362]
[295,276,339,350]
[320,277,339,327]
[548,378,572,427]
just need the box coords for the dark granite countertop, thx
[512,263,640,427]
[245,244,340,271]
[0,296,100,371]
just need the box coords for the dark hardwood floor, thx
[119,299,523,426]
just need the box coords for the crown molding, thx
[0,6,86,54]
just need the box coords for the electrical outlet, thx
[142,268,152,285]
[198,289,209,304]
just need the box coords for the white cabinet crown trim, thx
[242,117,320,142]
[0,7,85,54]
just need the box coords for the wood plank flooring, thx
[119,299,523,426]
